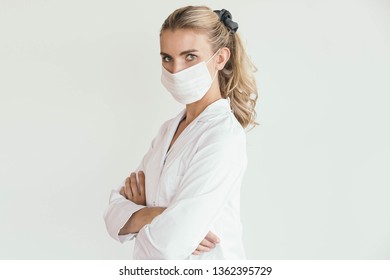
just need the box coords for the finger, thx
[195,244,211,252]
[119,187,126,198]
[138,171,145,196]
[192,250,201,255]
[200,238,216,249]
[125,176,132,199]
[205,231,220,244]
[130,172,138,197]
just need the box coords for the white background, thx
[0,0,389,259]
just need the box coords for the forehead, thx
[160,29,212,55]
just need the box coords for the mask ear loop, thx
[206,48,221,82]
[206,48,221,64]
[211,68,218,82]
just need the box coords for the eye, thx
[185,54,197,61]
[162,55,172,63]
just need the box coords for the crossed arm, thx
[118,171,220,256]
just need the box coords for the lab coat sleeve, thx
[103,120,169,243]
[134,127,247,259]
[103,179,146,243]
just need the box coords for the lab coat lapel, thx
[164,120,202,168]
[162,109,186,165]
[164,98,231,168]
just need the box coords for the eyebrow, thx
[160,49,199,56]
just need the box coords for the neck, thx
[184,82,222,125]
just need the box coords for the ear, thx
[216,47,231,70]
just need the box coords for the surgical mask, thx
[161,50,220,104]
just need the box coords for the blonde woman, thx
[104,5,258,259]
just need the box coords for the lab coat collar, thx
[164,98,232,167]
[178,97,232,124]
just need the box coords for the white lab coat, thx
[104,98,247,259]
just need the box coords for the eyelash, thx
[161,54,197,63]
[186,54,196,61]
[162,55,172,62]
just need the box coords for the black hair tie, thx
[214,9,239,34]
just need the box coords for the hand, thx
[120,171,146,206]
[119,207,166,235]
[192,231,220,255]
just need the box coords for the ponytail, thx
[219,32,258,128]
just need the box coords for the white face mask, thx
[161,50,220,104]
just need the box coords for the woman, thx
[104,5,258,259]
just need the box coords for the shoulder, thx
[199,111,246,150]
[191,112,247,169]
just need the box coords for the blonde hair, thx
[160,5,258,129]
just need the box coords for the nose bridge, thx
[172,60,183,74]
